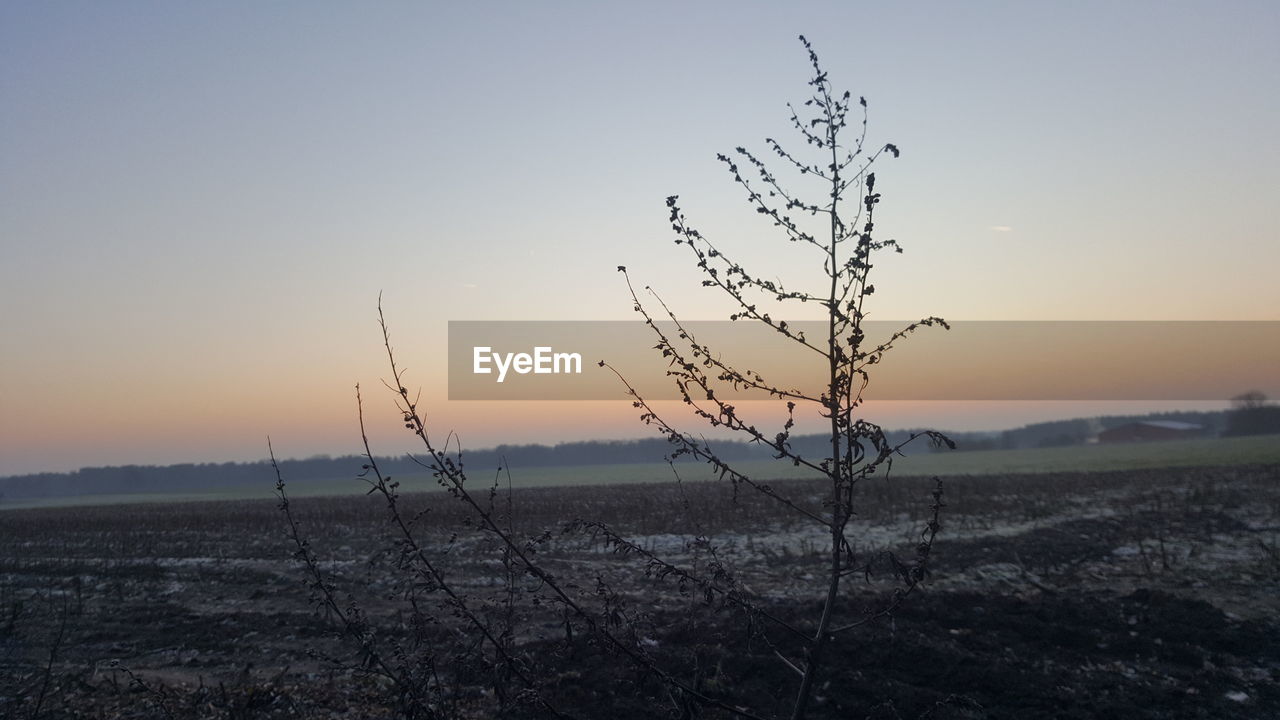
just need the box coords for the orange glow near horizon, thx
[2,4,1277,476]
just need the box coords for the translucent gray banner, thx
[448,321,1279,401]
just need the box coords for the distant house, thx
[1096,421,1205,444]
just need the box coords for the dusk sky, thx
[2,2,1277,475]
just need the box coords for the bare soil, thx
[2,464,1277,718]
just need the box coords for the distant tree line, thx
[1223,392,1280,437]
[0,431,958,500]
[3,408,1266,501]
[995,410,1228,451]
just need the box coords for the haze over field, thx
[2,2,1278,475]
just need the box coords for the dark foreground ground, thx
[1,464,1277,718]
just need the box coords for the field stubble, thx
[1,464,1278,718]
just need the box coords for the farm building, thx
[1096,421,1205,444]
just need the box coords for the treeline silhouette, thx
[0,410,1239,501]
[997,410,1226,450]
[1,433,937,500]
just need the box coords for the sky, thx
[2,1,1278,475]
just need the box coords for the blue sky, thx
[2,1,1277,474]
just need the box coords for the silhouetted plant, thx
[275,35,954,720]
[600,35,953,718]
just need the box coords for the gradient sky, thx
[2,2,1277,475]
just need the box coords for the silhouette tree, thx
[1232,391,1267,411]
[1224,391,1280,437]
[275,35,955,720]
[601,35,953,719]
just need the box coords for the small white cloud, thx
[460,282,478,289]
[989,225,1013,232]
